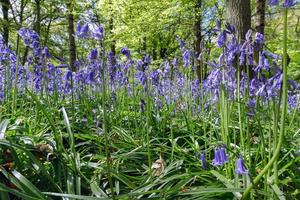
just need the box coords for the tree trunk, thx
[254,0,266,65]
[108,0,116,55]
[17,0,28,65]
[109,17,116,55]
[34,0,41,35]
[194,0,202,81]
[44,7,53,46]
[225,0,251,42]
[255,0,266,35]
[152,39,157,60]
[1,0,10,44]
[67,2,77,71]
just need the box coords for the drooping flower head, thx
[176,36,186,51]
[172,58,178,68]
[216,30,227,48]
[235,156,248,175]
[269,0,279,6]
[92,25,104,40]
[43,47,51,58]
[200,150,207,169]
[18,28,40,49]
[283,0,296,7]
[183,50,191,68]
[254,32,264,51]
[220,146,228,163]
[268,0,296,7]
[76,23,90,38]
[212,147,222,166]
[89,48,98,60]
[121,47,131,59]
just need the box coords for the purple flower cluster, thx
[0,19,299,116]
[212,146,228,166]
[269,0,296,7]
[76,22,104,40]
[199,146,248,175]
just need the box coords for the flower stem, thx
[241,8,288,199]
[101,43,115,200]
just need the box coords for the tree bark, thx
[225,0,251,42]
[1,0,10,44]
[254,0,266,65]
[194,0,202,81]
[152,39,157,60]
[255,0,266,35]
[34,0,41,35]
[109,17,116,55]
[108,0,116,55]
[67,1,77,71]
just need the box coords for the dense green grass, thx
[0,84,299,199]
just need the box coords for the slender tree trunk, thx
[254,0,266,65]
[159,37,167,59]
[225,0,251,42]
[67,2,77,71]
[108,0,115,54]
[16,0,28,65]
[44,9,53,46]
[34,0,41,35]
[152,39,157,60]
[109,17,116,55]
[1,0,10,44]
[255,0,266,35]
[194,0,202,81]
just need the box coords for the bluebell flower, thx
[254,32,264,51]
[172,58,178,68]
[269,0,279,6]
[220,146,228,163]
[136,59,144,71]
[65,70,73,81]
[76,22,82,33]
[212,147,222,166]
[89,48,98,60]
[227,37,239,66]
[150,69,160,86]
[216,30,227,48]
[200,150,207,169]
[240,30,254,66]
[235,156,248,175]
[92,26,104,40]
[143,55,151,66]
[183,50,191,68]
[283,0,296,7]
[163,61,170,77]
[154,97,163,110]
[288,93,299,110]
[121,47,130,58]
[43,47,51,58]
[247,99,257,117]
[176,36,186,51]
[77,23,89,38]
[225,22,236,34]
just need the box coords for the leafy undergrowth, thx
[0,95,299,199]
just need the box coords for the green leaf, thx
[0,119,9,139]
[210,170,243,199]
